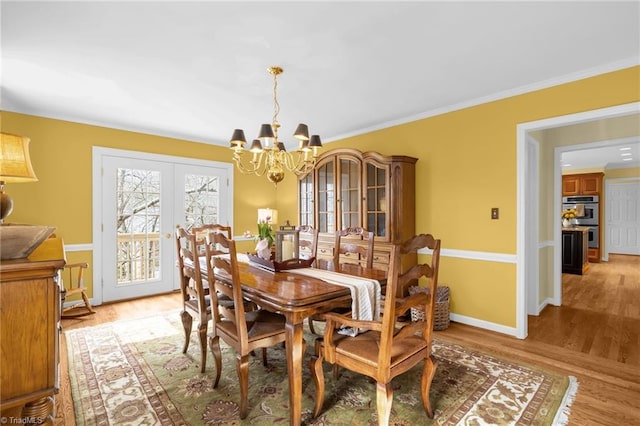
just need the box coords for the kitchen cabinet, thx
[562,172,603,196]
[299,148,417,296]
[0,237,65,425]
[562,227,589,275]
[561,172,603,263]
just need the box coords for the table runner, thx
[288,267,381,335]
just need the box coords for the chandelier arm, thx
[282,151,317,175]
[232,151,269,176]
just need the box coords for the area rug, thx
[65,312,577,425]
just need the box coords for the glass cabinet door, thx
[316,159,335,233]
[339,158,361,230]
[365,162,388,238]
[299,173,314,227]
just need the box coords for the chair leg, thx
[420,355,438,418]
[261,347,268,366]
[197,320,207,373]
[210,336,222,388]
[310,350,325,418]
[376,381,393,426]
[237,354,250,419]
[80,290,96,314]
[180,311,192,354]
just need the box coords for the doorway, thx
[516,101,640,339]
[92,147,233,304]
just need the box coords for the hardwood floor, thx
[56,254,640,425]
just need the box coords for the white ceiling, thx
[2,1,639,164]
[561,141,640,171]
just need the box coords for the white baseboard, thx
[449,313,519,337]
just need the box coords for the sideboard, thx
[0,237,65,425]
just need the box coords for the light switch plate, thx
[491,208,499,219]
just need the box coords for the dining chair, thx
[297,225,319,261]
[61,262,96,318]
[308,226,374,334]
[191,223,232,249]
[334,226,374,268]
[206,231,288,419]
[309,233,441,426]
[175,225,212,373]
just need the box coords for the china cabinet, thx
[298,148,417,296]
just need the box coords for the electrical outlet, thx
[491,208,499,219]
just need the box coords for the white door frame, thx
[516,101,639,339]
[92,147,234,305]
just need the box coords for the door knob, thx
[165,233,172,239]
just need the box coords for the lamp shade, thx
[0,133,38,182]
[257,208,278,225]
[293,123,309,141]
[249,139,263,152]
[308,134,322,148]
[257,124,275,140]
[229,129,247,147]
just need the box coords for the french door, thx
[94,148,232,303]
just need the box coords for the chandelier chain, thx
[272,71,280,128]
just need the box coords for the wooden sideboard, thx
[0,237,65,425]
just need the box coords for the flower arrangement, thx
[257,217,275,247]
[562,208,577,220]
[254,216,276,260]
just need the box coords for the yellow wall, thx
[605,166,640,179]
[2,65,638,327]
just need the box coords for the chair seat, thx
[327,331,427,368]
[217,309,286,342]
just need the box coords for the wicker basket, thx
[408,285,450,331]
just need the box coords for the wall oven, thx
[587,226,599,249]
[562,195,599,226]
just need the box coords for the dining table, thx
[215,257,388,426]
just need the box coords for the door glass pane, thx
[116,168,161,285]
[184,174,220,229]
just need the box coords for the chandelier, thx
[229,66,322,185]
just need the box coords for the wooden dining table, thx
[217,258,387,426]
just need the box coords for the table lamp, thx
[0,132,55,259]
[0,132,38,223]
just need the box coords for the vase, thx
[562,218,570,228]
[255,238,272,260]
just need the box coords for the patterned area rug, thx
[66,312,577,425]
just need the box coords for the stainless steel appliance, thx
[587,226,599,248]
[562,195,599,226]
